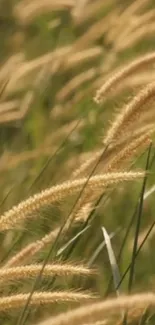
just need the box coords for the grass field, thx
[1,0,155,324]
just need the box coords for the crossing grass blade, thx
[102,227,121,296]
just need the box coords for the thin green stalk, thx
[128,143,152,292]
[116,220,155,289]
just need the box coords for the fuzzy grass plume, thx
[0,1,155,325]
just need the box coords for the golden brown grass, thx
[0,171,144,231]
[4,228,61,267]
[1,1,155,325]
[0,263,94,283]
[103,82,155,145]
[14,0,75,24]
[36,293,155,325]
[0,291,94,312]
[95,51,155,104]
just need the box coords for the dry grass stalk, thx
[0,119,83,171]
[72,150,103,178]
[0,91,35,124]
[6,47,100,95]
[5,201,93,267]
[103,82,155,146]
[119,0,149,18]
[36,292,155,325]
[1,2,155,324]
[79,322,108,325]
[128,109,155,131]
[72,131,153,224]
[56,68,96,102]
[0,54,24,85]
[5,46,71,93]
[0,263,93,283]
[0,100,19,114]
[95,52,155,104]
[14,0,74,24]
[114,9,155,48]
[60,83,95,112]
[103,131,153,172]
[0,171,144,231]
[5,228,60,267]
[74,202,93,223]
[116,22,155,51]
[44,120,83,143]
[73,124,154,179]
[133,8,155,28]
[108,124,155,150]
[0,147,55,171]
[5,192,92,267]
[73,0,114,24]
[72,160,146,224]
[73,12,117,49]
[0,291,94,312]
[5,218,77,266]
[110,72,155,99]
[6,167,141,267]
[72,0,90,20]
[74,132,153,249]
[0,111,22,124]
[65,47,102,70]
[116,306,149,325]
[106,0,149,43]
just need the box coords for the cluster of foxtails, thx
[1,0,155,324]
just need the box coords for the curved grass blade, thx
[88,228,120,267]
[56,225,90,257]
[102,226,121,296]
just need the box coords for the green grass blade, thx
[102,226,121,296]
